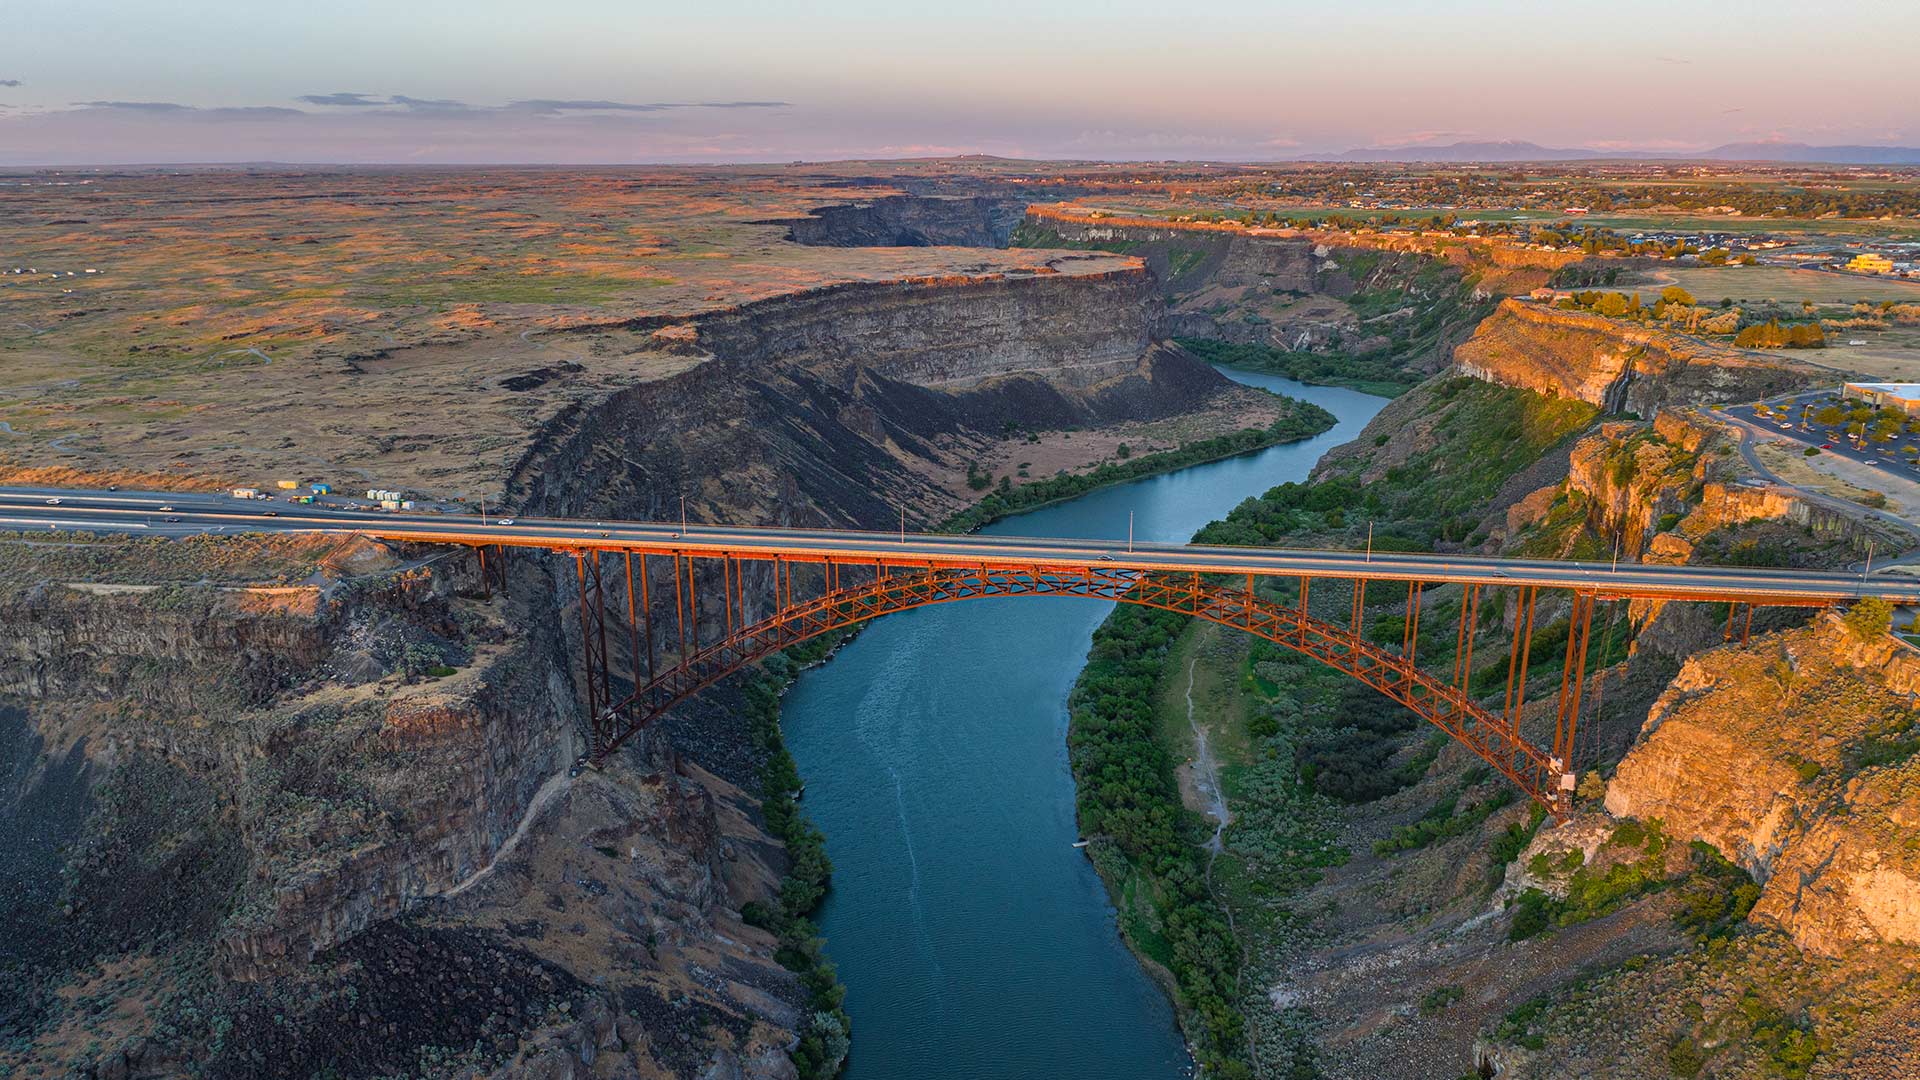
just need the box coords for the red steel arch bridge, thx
[8,487,1916,819]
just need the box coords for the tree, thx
[1577,771,1608,804]
[1593,292,1631,317]
[1843,597,1893,641]
[1660,285,1696,306]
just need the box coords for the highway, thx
[5,485,1918,606]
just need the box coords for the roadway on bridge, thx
[4,485,1917,606]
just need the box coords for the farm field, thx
[1622,264,1920,304]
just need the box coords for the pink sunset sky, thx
[2,0,1915,164]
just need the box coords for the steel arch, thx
[589,564,1568,814]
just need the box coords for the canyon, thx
[5,169,1920,1080]
[0,180,1313,1078]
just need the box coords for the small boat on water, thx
[1071,840,1090,848]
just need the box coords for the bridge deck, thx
[4,486,1913,606]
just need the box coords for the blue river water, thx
[781,371,1386,1079]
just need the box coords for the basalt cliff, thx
[1454,299,1822,415]
[0,255,1295,1078]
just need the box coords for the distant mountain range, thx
[1314,140,1920,164]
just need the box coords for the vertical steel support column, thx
[723,555,734,637]
[1506,586,1538,725]
[1453,583,1475,689]
[477,546,491,601]
[1502,587,1523,722]
[1742,603,1755,644]
[1351,578,1366,636]
[1554,592,1595,779]
[1724,602,1737,642]
[490,545,509,599]
[623,551,642,714]
[639,553,654,688]
[674,554,687,668]
[688,554,700,655]
[1247,572,1257,629]
[1402,582,1424,663]
[592,550,612,725]
[576,552,616,758]
[575,554,597,722]
[1461,583,1481,691]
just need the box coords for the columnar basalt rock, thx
[1453,299,1821,414]
[1605,613,1920,955]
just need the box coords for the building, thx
[1846,253,1896,274]
[1844,382,1920,414]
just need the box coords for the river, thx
[781,370,1387,1079]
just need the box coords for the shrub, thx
[1509,888,1554,941]
[1419,985,1465,1016]
[1844,597,1893,640]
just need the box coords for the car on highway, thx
[44,497,60,504]
[1866,460,1881,466]
[164,516,180,523]
[496,518,515,526]
[157,505,174,512]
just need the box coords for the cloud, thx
[388,94,472,111]
[0,79,20,88]
[72,100,302,119]
[74,100,193,112]
[506,99,789,115]
[293,94,790,116]
[296,92,385,107]
[1373,129,1478,147]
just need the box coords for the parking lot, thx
[1724,390,1920,484]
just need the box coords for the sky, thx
[2,0,1916,164]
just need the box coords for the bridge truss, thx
[461,545,1827,820]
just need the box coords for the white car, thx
[497,518,515,526]
[1865,459,1881,466]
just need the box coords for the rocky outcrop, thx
[1562,421,1707,556]
[1605,613,1920,955]
[687,269,1153,391]
[774,194,1027,247]
[513,268,1249,528]
[1025,204,1582,287]
[1453,299,1821,414]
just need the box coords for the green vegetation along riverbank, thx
[1065,374,1603,1077]
[740,637,855,1079]
[942,397,1336,534]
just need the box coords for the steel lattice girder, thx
[584,564,1572,815]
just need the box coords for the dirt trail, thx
[1185,657,1230,855]
[438,767,573,901]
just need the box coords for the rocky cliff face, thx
[511,268,1245,528]
[1021,209,1514,394]
[1453,299,1822,414]
[0,556,574,978]
[774,194,1027,247]
[1606,613,1920,955]
[3,248,1285,1076]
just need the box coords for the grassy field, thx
[1620,265,1920,305]
[0,166,1137,499]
